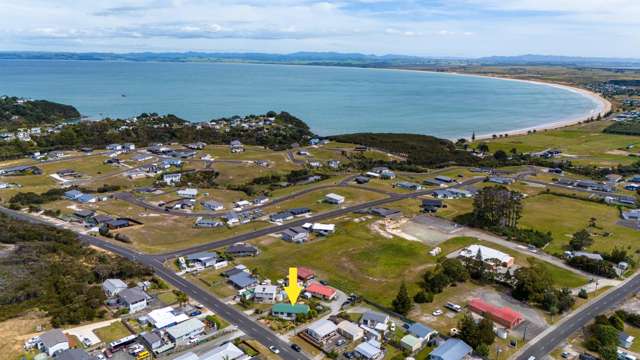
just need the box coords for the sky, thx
[0,0,639,58]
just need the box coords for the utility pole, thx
[522,324,528,342]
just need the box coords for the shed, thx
[400,334,422,352]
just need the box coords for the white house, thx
[102,278,128,297]
[253,285,278,303]
[178,188,199,198]
[337,320,364,341]
[303,223,336,236]
[38,329,69,357]
[163,173,182,185]
[118,287,148,313]
[325,193,345,204]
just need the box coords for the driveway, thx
[64,318,121,346]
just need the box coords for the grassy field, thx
[93,321,132,343]
[261,186,387,214]
[519,193,640,255]
[476,121,640,166]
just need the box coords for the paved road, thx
[0,206,309,360]
[515,272,640,360]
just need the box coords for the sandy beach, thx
[446,74,612,141]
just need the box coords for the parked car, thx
[432,309,443,316]
[336,339,346,346]
[344,352,356,359]
[269,346,280,354]
[291,344,302,352]
[81,337,92,347]
[190,310,202,316]
[445,302,462,312]
[188,337,199,345]
[341,301,351,308]
[561,352,570,359]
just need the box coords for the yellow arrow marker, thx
[284,267,303,305]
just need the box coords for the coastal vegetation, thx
[0,96,80,129]
[0,214,151,326]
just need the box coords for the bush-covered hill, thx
[0,96,80,129]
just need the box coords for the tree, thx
[493,150,508,161]
[392,281,412,315]
[477,143,489,153]
[472,186,523,229]
[441,258,469,282]
[512,264,553,303]
[478,317,495,346]
[608,314,624,331]
[471,132,476,141]
[458,312,480,348]
[569,229,593,251]
[173,290,188,307]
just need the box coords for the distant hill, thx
[1,51,640,68]
[0,96,80,129]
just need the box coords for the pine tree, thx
[392,281,412,315]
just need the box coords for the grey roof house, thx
[429,339,472,360]
[102,278,128,297]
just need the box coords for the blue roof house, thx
[408,323,437,341]
[429,339,472,360]
[64,190,83,200]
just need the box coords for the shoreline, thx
[383,67,612,141]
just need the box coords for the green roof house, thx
[271,303,310,321]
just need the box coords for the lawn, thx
[519,193,640,255]
[240,216,436,306]
[476,121,640,166]
[93,321,132,343]
[261,186,388,214]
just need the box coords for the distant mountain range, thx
[2,51,640,68]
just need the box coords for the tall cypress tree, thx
[392,281,412,315]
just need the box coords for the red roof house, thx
[305,282,337,300]
[469,298,524,329]
[297,267,315,281]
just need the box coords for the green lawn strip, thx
[93,321,132,343]
[519,193,640,255]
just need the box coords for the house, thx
[458,244,515,268]
[230,140,244,153]
[186,251,225,268]
[202,200,224,211]
[469,298,524,329]
[606,174,623,183]
[166,318,205,343]
[271,303,310,321]
[395,182,422,191]
[574,251,604,261]
[290,207,312,216]
[118,287,148,313]
[123,143,136,151]
[325,193,345,204]
[337,320,364,341]
[254,285,278,303]
[370,207,402,219]
[281,226,309,243]
[146,306,189,329]
[106,143,122,151]
[619,331,635,349]
[64,190,83,200]
[435,175,454,183]
[77,194,97,203]
[104,219,132,230]
[487,176,515,185]
[407,323,437,342]
[305,319,338,344]
[429,339,473,360]
[297,267,315,281]
[223,212,240,226]
[305,282,337,300]
[423,179,447,187]
[140,331,163,351]
[422,199,444,212]
[401,335,423,353]
[162,158,183,168]
[0,165,41,176]
[228,272,258,289]
[199,342,247,360]
[327,160,341,169]
[38,329,69,357]
[132,154,152,162]
[360,311,389,331]
[226,243,260,257]
[163,173,182,185]
[178,188,198,198]
[56,349,94,360]
[380,170,396,179]
[102,278,128,297]
[184,142,206,150]
[195,217,224,228]
[303,223,336,236]
[355,339,383,360]
[355,176,370,184]
[622,209,640,220]
[234,200,252,209]
[74,209,95,219]
[270,211,294,223]
[223,265,249,278]
[308,160,322,168]
[253,196,269,205]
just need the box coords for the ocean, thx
[0,60,600,138]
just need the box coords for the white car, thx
[432,309,443,316]
[188,337,199,344]
[269,346,280,354]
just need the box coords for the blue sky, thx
[1,0,638,57]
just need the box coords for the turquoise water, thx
[0,60,600,138]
